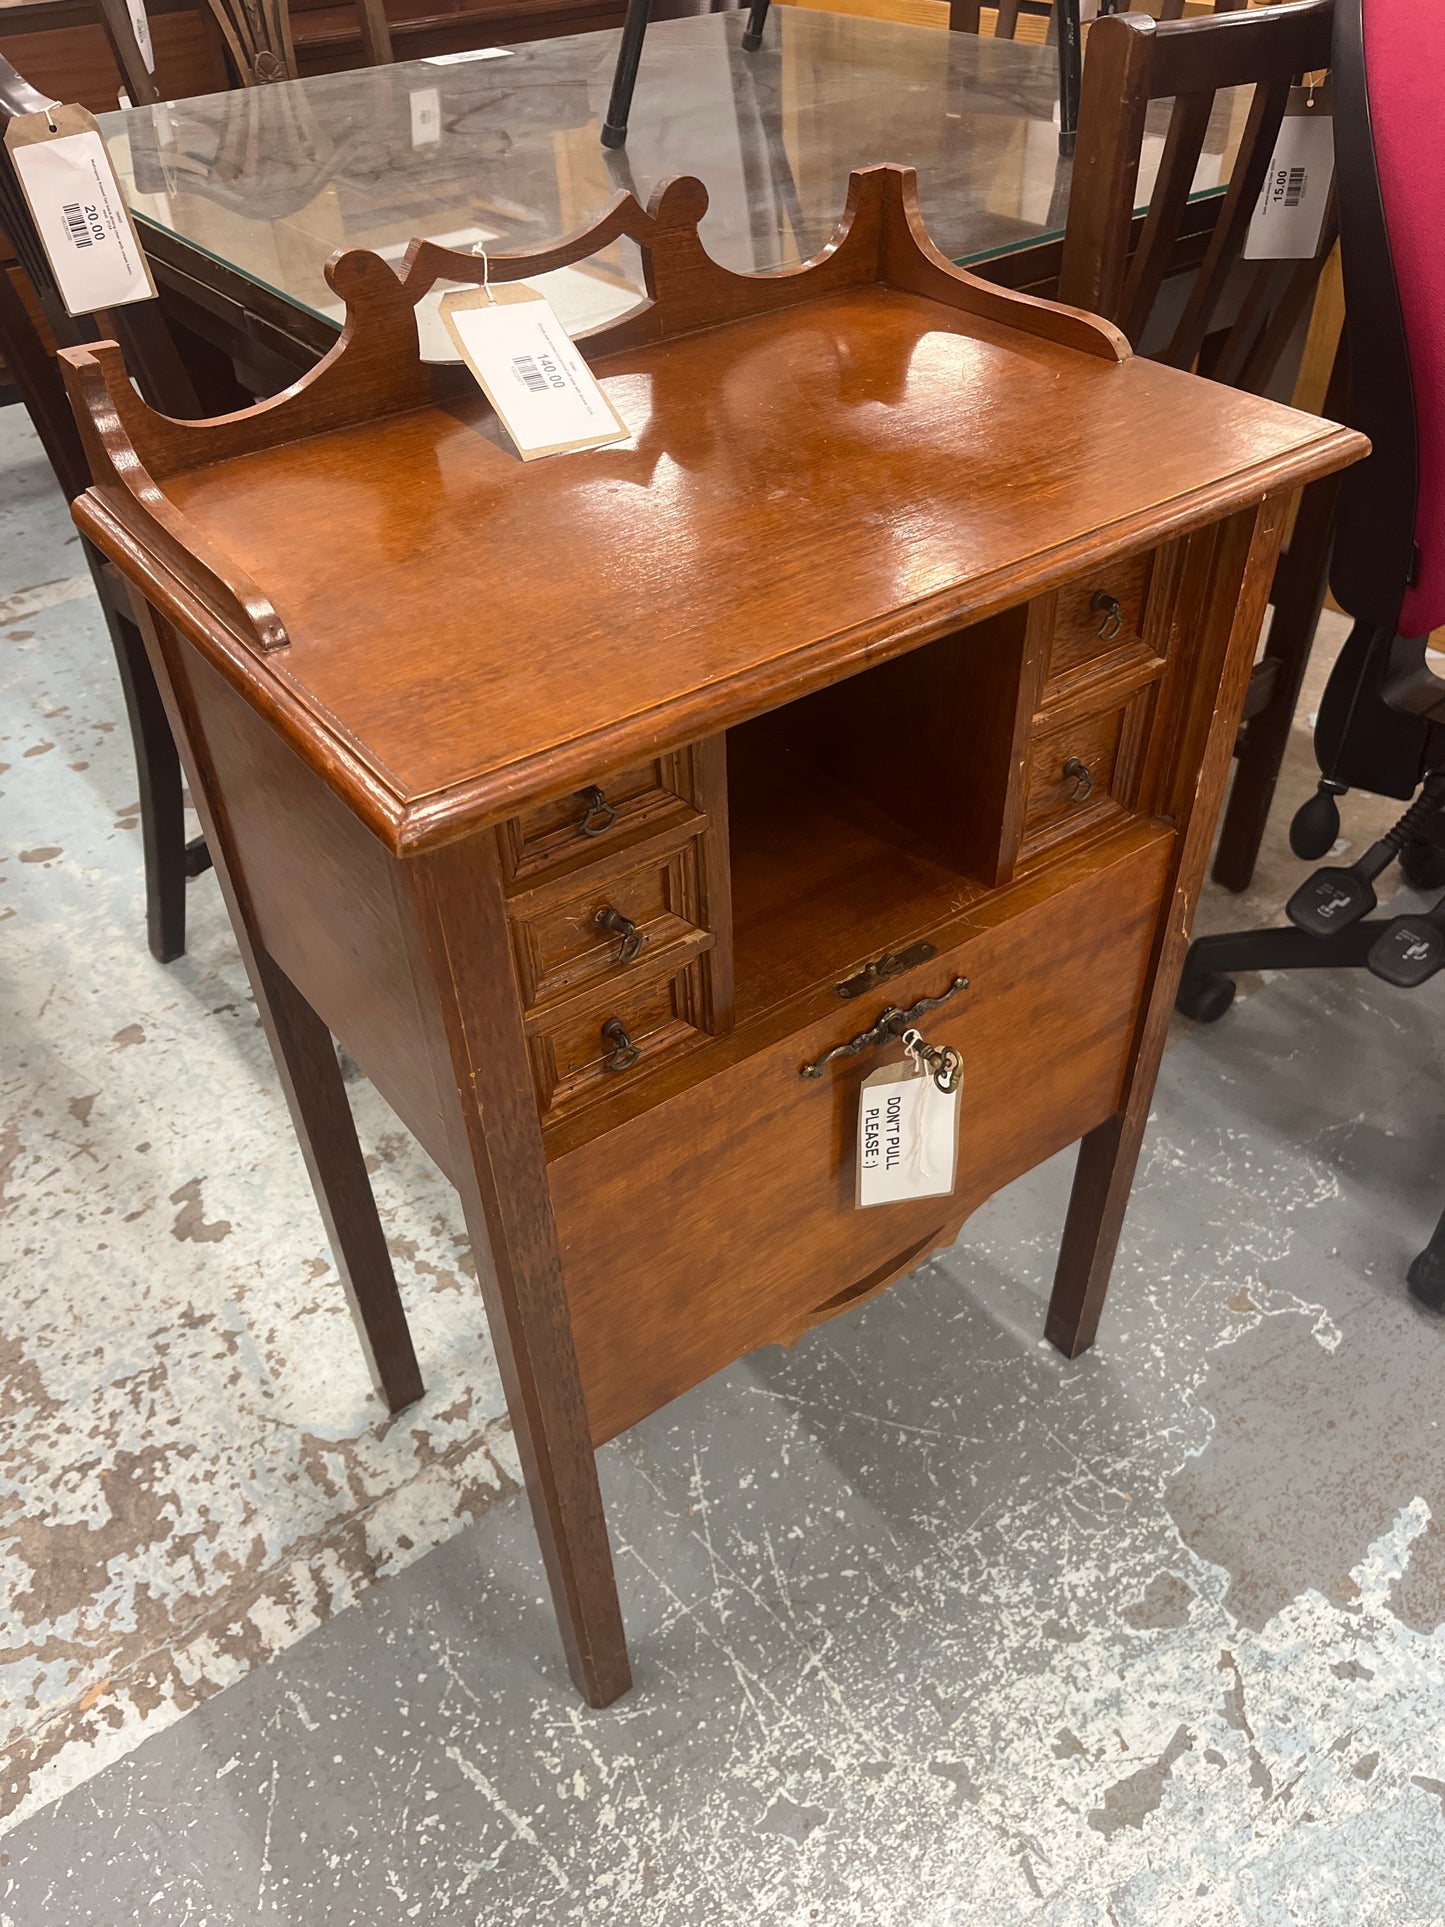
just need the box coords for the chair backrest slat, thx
[1119,86,1215,343]
[1061,1,1334,394]
[994,0,1023,39]
[1158,72,1291,370]
[93,0,164,107]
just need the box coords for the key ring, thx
[901,1027,964,1096]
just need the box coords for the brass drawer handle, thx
[800,976,968,1079]
[1090,591,1123,642]
[1062,756,1095,802]
[575,785,617,837]
[595,905,644,964]
[601,1018,640,1071]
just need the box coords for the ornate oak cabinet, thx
[61,168,1364,1705]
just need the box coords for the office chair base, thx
[1176,915,1395,1022]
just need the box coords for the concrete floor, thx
[2,403,1445,1925]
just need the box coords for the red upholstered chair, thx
[1176,0,1445,1308]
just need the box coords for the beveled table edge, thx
[74,420,1367,859]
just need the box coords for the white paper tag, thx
[856,1061,959,1209]
[6,112,156,316]
[423,46,512,64]
[1244,93,1334,261]
[126,0,156,73]
[440,284,629,461]
[409,86,441,146]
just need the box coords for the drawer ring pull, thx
[595,906,645,964]
[800,977,969,1080]
[1062,756,1096,802]
[1090,591,1123,642]
[576,785,617,837]
[600,1018,640,1071]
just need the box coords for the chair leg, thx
[104,592,192,964]
[1408,1203,1445,1312]
[1212,472,1341,892]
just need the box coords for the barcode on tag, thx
[1243,105,1333,261]
[439,284,629,461]
[63,201,94,249]
[7,122,156,315]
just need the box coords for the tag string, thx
[472,240,494,304]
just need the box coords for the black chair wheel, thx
[1175,971,1236,1023]
[1290,785,1343,861]
[1399,837,1445,892]
[1407,1244,1445,1312]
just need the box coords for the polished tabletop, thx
[99,9,1241,357]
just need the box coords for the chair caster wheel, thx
[1289,780,1346,861]
[1175,971,1236,1023]
[1408,1244,1445,1312]
[1400,837,1445,893]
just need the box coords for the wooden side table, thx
[61,166,1364,1705]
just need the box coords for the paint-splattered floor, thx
[3,406,1444,1925]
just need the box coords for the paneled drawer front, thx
[1044,550,1156,696]
[512,842,705,1010]
[501,759,685,881]
[1020,691,1151,860]
[551,830,1173,1444]
[530,961,704,1117]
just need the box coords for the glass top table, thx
[99,9,1242,361]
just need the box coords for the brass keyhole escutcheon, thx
[595,905,644,964]
[601,1018,640,1071]
[576,785,617,837]
[1090,591,1123,642]
[1062,756,1095,802]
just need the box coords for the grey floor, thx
[3,403,1445,1926]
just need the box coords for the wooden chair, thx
[1058,0,1340,890]
[95,0,392,103]
[1,0,393,953]
[0,52,213,959]
[946,1,1238,40]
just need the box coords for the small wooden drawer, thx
[1044,550,1155,695]
[529,962,705,1116]
[501,759,687,882]
[512,842,706,1010]
[1020,693,1149,859]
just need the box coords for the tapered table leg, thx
[403,840,632,1707]
[252,945,425,1414]
[1046,496,1294,1358]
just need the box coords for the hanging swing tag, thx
[439,282,629,462]
[1244,81,1334,262]
[125,0,156,74]
[5,105,156,316]
[856,1036,961,1210]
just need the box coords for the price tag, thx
[409,86,442,147]
[440,283,629,462]
[856,1057,959,1209]
[5,106,156,317]
[423,46,512,64]
[126,0,156,73]
[1244,84,1334,262]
